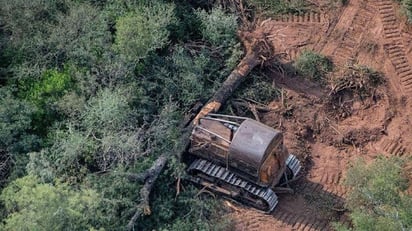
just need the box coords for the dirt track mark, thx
[234,207,331,231]
[297,180,346,205]
[377,0,412,95]
[285,47,300,60]
[380,137,407,156]
[320,1,373,65]
[307,145,348,199]
[332,6,373,64]
[377,0,401,40]
[272,210,330,231]
[231,179,344,231]
[383,43,412,93]
[316,173,347,197]
[273,12,325,24]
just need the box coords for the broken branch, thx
[127,154,168,230]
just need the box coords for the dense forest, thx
[0,0,244,229]
[1,0,412,230]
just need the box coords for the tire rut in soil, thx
[377,0,401,40]
[330,2,373,65]
[260,180,344,231]
[380,137,408,156]
[383,43,412,93]
[272,209,330,231]
[232,178,343,231]
[377,0,412,95]
[273,12,325,24]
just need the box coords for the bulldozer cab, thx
[189,114,289,187]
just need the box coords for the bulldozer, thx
[184,113,301,212]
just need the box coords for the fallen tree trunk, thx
[193,29,272,124]
[193,50,260,124]
[127,154,168,231]
[126,26,273,230]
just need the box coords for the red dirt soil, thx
[226,0,412,230]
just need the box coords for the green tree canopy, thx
[114,2,175,62]
[336,156,412,231]
[1,175,102,231]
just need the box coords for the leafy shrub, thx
[83,87,135,132]
[402,0,412,22]
[224,43,244,71]
[234,74,280,104]
[336,156,412,231]
[114,2,176,61]
[168,46,211,107]
[0,175,102,231]
[167,1,203,42]
[0,88,41,184]
[136,173,231,231]
[294,51,333,83]
[27,128,97,183]
[0,1,242,230]
[0,0,108,68]
[20,68,74,107]
[17,68,75,135]
[0,88,40,154]
[47,2,109,67]
[0,0,66,49]
[196,7,238,46]
[149,44,224,109]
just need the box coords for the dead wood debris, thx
[127,154,168,230]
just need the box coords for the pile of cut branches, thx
[329,65,384,98]
[325,65,384,120]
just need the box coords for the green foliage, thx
[148,44,229,110]
[56,92,86,120]
[196,7,238,46]
[168,1,202,42]
[338,156,412,231]
[0,0,66,48]
[0,88,40,154]
[20,68,74,106]
[0,1,241,229]
[148,103,183,154]
[401,0,412,23]
[84,171,143,229]
[28,87,144,182]
[0,0,108,69]
[83,87,134,132]
[294,50,333,83]
[27,128,97,183]
[114,2,176,62]
[0,87,41,183]
[234,73,280,104]
[16,68,76,135]
[0,175,102,231]
[163,46,212,107]
[136,173,231,231]
[47,2,109,68]
[225,43,244,71]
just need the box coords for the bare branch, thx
[127,154,168,230]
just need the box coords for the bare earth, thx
[227,0,412,230]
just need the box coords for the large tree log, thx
[193,28,272,124]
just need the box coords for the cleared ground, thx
[227,0,412,230]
